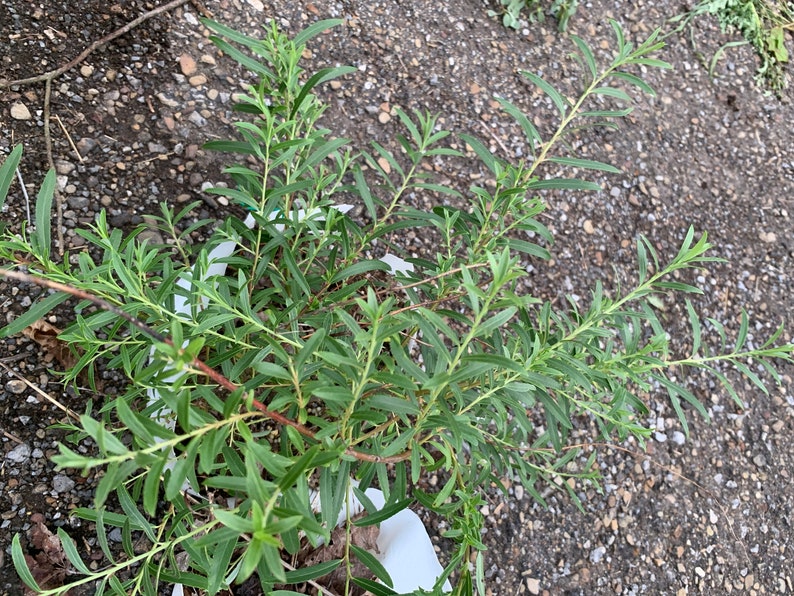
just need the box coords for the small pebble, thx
[526,577,540,594]
[52,474,76,493]
[10,102,32,120]
[583,219,595,234]
[179,53,197,76]
[5,443,31,464]
[5,380,27,394]
[590,546,606,563]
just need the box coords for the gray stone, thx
[52,474,76,493]
[5,443,31,464]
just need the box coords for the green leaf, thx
[521,71,570,116]
[351,576,398,596]
[278,445,320,491]
[118,486,157,542]
[460,133,497,173]
[291,66,357,118]
[527,178,601,191]
[34,169,56,261]
[546,156,621,174]
[353,498,412,527]
[208,531,238,592]
[496,97,542,153]
[57,527,92,574]
[293,18,343,47]
[11,534,41,591]
[0,290,70,337]
[329,259,391,284]
[284,559,343,583]
[611,71,657,96]
[591,86,633,101]
[351,544,393,587]
[685,299,701,358]
[0,144,23,212]
[571,35,597,80]
[735,309,749,351]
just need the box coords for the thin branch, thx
[0,268,412,465]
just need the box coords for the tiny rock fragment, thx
[377,157,391,174]
[179,53,197,76]
[244,0,264,10]
[378,111,391,124]
[156,92,179,108]
[80,64,94,77]
[470,82,481,94]
[189,74,208,87]
[583,219,595,234]
[5,379,27,394]
[5,443,31,464]
[526,577,540,595]
[10,102,32,120]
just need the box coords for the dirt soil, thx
[1,0,793,594]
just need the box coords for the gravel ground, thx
[1,0,793,594]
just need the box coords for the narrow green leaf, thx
[734,361,769,396]
[611,71,657,96]
[208,531,238,593]
[547,156,621,174]
[351,576,398,596]
[284,559,343,583]
[278,445,320,491]
[0,144,23,211]
[351,544,393,587]
[735,310,749,351]
[591,86,633,101]
[56,528,92,574]
[34,169,56,261]
[0,291,69,337]
[293,18,343,47]
[685,300,701,358]
[11,534,40,591]
[118,486,157,542]
[329,259,391,284]
[579,108,633,118]
[207,37,275,80]
[294,328,326,372]
[291,66,357,118]
[496,97,542,153]
[353,498,412,527]
[460,133,497,173]
[521,71,570,116]
[527,178,601,191]
[571,35,597,80]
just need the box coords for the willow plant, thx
[1,17,791,596]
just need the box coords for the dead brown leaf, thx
[23,514,69,595]
[21,319,77,369]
